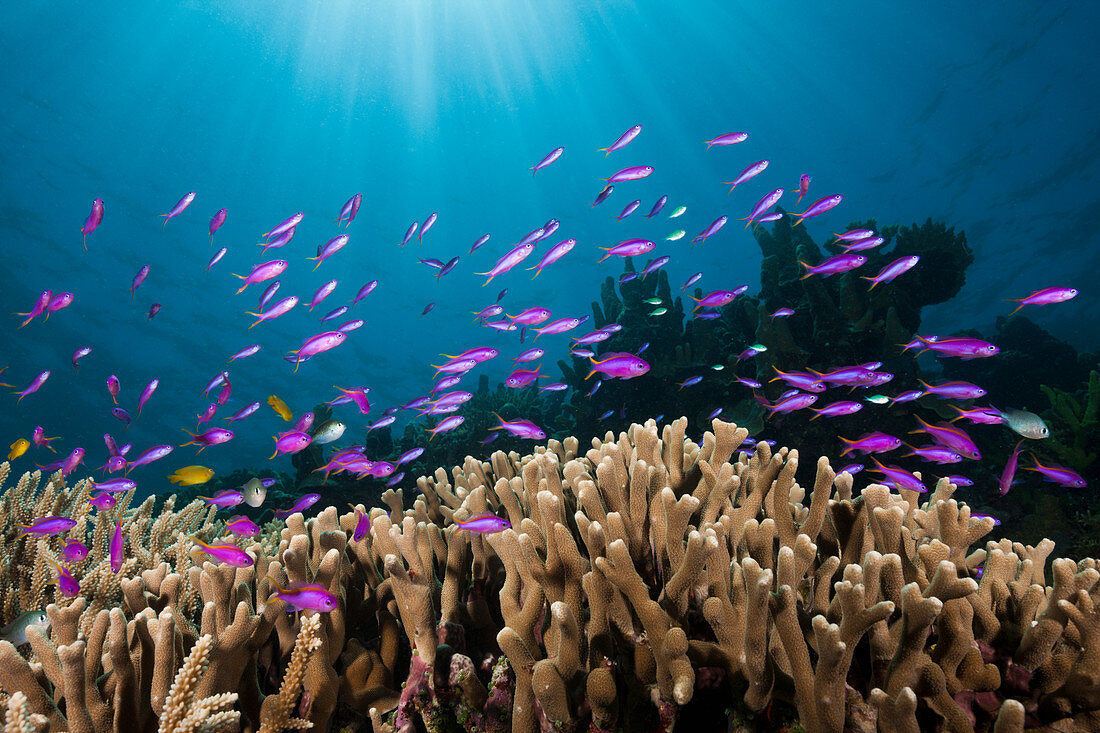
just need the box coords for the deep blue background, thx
[1,1,1097,485]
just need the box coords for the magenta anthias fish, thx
[740,188,784,227]
[209,208,227,243]
[80,198,104,249]
[615,200,641,220]
[190,536,254,567]
[110,520,125,572]
[598,124,641,156]
[349,504,371,541]
[603,165,653,184]
[586,352,650,380]
[862,256,920,289]
[269,579,338,612]
[597,239,655,263]
[530,146,564,175]
[691,216,728,245]
[799,254,866,279]
[225,515,260,537]
[14,370,50,403]
[910,416,981,460]
[419,212,438,240]
[838,432,902,456]
[233,260,288,294]
[247,296,298,329]
[476,242,536,286]
[274,493,322,520]
[868,458,926,493]
[428,415,465,440]
[1006,286,1078,316]
[1023,457,1087,488]
[137,378,159,415]
[159,192,196,227]
[453,512,511,534]
[528,239,577,278]
[262,212,303,241]
[336,193,361,227]
[645,195,668,218]
[791,194,843,226]
[270,431,312,459]
[180,427,234,453]
[17,516,77,536]
[307,235,349,271]
[534,317,583,337]
[722,160,769,192]
[703,131,748,148]
[911,335,1000,359]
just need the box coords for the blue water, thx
[1,2,1097,479]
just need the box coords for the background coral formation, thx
[2,418,1099,731]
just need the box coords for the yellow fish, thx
[7,439,30,461]
[268,394,292,422]
[168,465,215,486]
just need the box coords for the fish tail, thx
[585,367,598,380]
[792,216,805,226]
[861,276,879,290]
[1006,301,1025,316]
[597,146,609,156]
[797,261,815,280]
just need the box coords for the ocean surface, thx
[1,1,1097,481]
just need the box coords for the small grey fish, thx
[1,610,49,646]
[997,406,1050,439]
[311,419,346,445]
[242,477,267,508]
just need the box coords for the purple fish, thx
[229,344,261,363]
[234,260,288,294]
[912,336,999,359]
[645,195,668,218]
[12,370,49,403]
[691,288,745,311]
[351,281,379,305]
[135,378,158,416]
[111,407,131,426]
[71,347,92,371]
[45,292,74,317]
[541,383,568,392]
[15,290,52,328]
[17,516,77,536]
[889,390,926,406]
[911,417,981,460]
[288,331,346,369]
[513,348,545,364]
[918,380,986,400]
[307,280,338,310]
[81,198,104,249]
[572,329,611,346]
[419,212,438,240]
[692,216,728,245]
[839,432,902,456]
[225,514,260,537]
[321,305,350,323]
[603,166,653,184]
[469,233,491,254]
[418,257,443,270]
[181,427,234,452]
[842,236,886,253]
[368,415,396,432]
[597,238,655,263]
[125,444,173,469]
[1007,286,1078,316]
[736,377,763,389]
[770,307,795,318]
[799,254,866,279]
[615,200,641,221]
[422,302,435,316]
[838,463,864,476]
[259,227,296,253]
[271,431,312,459]
[863,256,920,289]
[476,243,536,285]
[190,536,253,567]
[791,194,843,226]
[587,352,650,380]
[530,146,564,175]
[203,247,228,273]
[703,132,747,149]
[809,401,863,420]
[336,194,362,227]
[722,160,769,192]
[199,489,245,508]
[349,505,371,541]
[528,239,577,278]
[535,317,583,337]
[454,512,511,533]
[160,192,196,227]
[497,288,508,302]
[428,415,465,440]
[110,520,125,572]
[225,401,260,422]
[740,188,784,228]
[247,295,298,328]
[270,579,337,611]
[869,458,926,493]
[948,405,1004,425]
[262,212,303,241]
[396,447,425,465]
[678,376,703,389]
[1022,457,1087,488]
[591,185,614,207]
[642,256,671,279]
[209,208,228,243]
[308,235,350,270]
[337,319,365,333]
[762,393,818,415]
[61,538,89,562]
[130,265,150,298]
[259,281,281,311]
[506,366,543,388]
[508,307,551,326]
[490,412,546,439]
[598,124,641,157]
[794,174,812,202]
[903,444,963,464]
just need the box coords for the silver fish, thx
[1,610,49,646]
[242,477,267,508]
[310,419,346,445]
[997,407,1050,439]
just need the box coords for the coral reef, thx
[1,416,1099,732]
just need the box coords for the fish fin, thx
[861,276,879,290]
[797,261,814,280]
